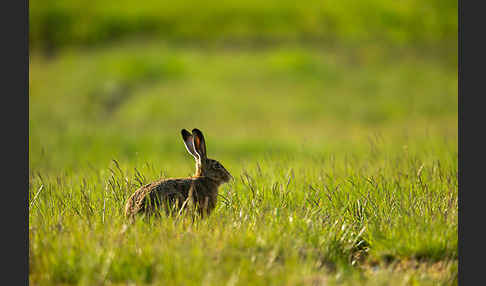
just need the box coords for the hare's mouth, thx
[225,172,234,182]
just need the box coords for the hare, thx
[124,128,232,219]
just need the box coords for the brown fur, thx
[124,129,232,219]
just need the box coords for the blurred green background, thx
[29,1,458,285]
[29,0,457,173]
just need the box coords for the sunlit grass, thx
[29,39,457,285]
[29,148,457,285]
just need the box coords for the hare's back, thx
[124,177,193,217]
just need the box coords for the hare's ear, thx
[181,129,199,160]
[192,128,207,160]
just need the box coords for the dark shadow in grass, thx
[85,55,186,118]
[367,250,456,269]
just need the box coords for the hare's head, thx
[181,128,232,184]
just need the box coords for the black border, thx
[2,0,29,284]
[458,0,483,284]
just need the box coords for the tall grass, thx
[29,141,457,285]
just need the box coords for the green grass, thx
[29,38,457,285]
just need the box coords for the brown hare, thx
[124,128,232,219]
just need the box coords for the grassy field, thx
[29,38,457,285]
[29,0,457,282]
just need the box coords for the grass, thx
[29,38,457,285]
[30,0,457,53]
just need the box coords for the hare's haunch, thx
[124,128,232,219]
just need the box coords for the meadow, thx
[29,1,457,285]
